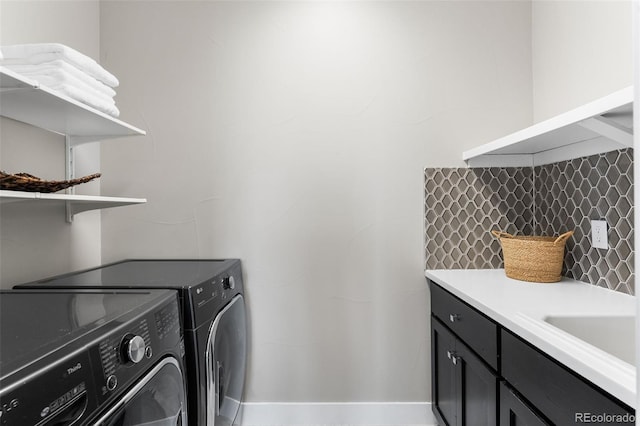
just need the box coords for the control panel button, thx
[222,276,235,290]
[106,375,118,391]
[145,346,153,359]
[121,335,146,364]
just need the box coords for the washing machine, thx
[17,259,247,426]
[0,288,187,425]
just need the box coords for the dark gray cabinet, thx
[430,282,499,426]
[431,319,498,426]
[428,279,635,426]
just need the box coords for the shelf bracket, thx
[577,116,633,148]
[65,135,76,223]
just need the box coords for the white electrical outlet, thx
[591,220,608,249]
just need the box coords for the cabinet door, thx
[456,339,497,426]
[432,317,458,426]
[432,317,498,426]
[499,382,549,426]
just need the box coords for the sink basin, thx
[543,315,635,365]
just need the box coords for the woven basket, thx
[492,230,574,283]
[0,171,101,193]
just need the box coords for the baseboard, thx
[238,401,436,425]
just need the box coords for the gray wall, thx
[532,0,633,121]
[0,0,102,287]
[99,1,532,403]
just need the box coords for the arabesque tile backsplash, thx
[424,148,634,294]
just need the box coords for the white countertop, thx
[425,269,636,408]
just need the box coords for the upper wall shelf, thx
[0,67,147,222]
[463,86,634,167]
[0,67,146,144]
[0,190,146,219]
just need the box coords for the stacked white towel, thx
[1,43,121,117]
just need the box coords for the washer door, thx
[92,357,187,426]
[205,294,247,426]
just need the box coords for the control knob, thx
[121,335,146,364]
[222,276,235,290]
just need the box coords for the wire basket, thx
[0,171,101,193]
[492,230,574,283]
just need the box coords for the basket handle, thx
[491,230,514,239]
[553,230,574,244]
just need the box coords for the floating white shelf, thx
[0,67,147,221]
[463,86,634,167]
[0,190,146,220]
[0,67,145,144]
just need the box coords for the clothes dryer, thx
[17,259,247,426]
[0,289,186,426]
